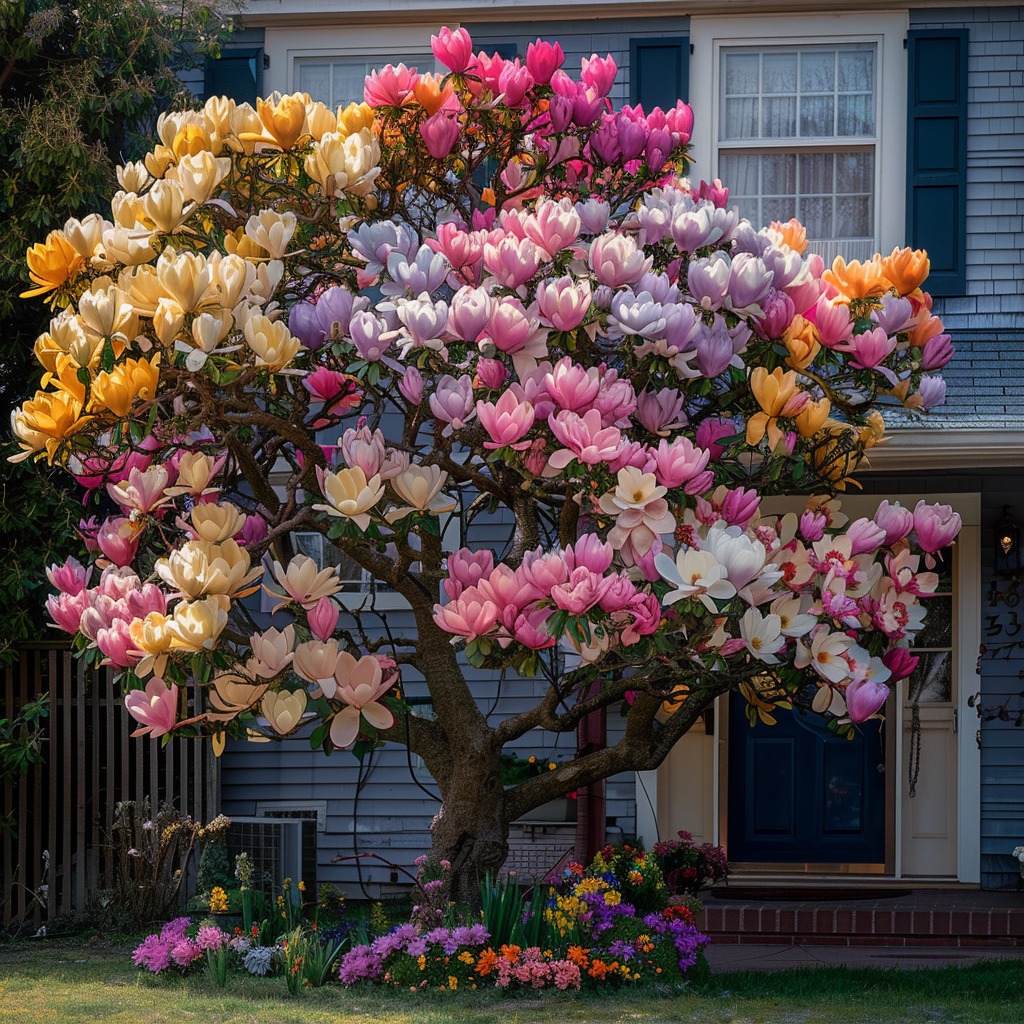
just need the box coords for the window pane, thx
[333,62,373,107]
[763,52,797,94]
[719,153,761,197]
[835,195,872,237]
[297,63,332,104]
[838,93,874,136]
[762,196,797,224]
[909,651,952,704]
[799,152,833,194]
[800,50,835,93]
[762,96,796,137]
[724,52,760,94]
[838,49,874,93]
[800,94,834,137]
[836,151,872,193]
[724,97,759,139]
[915,596,953,649]
[801,195,833,237]
[762,153,797,195]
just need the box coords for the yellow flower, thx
[140,179,191,233]
[794,396,831,438]
[604,890,622,905]
[769,217,808,255]
[207,670,268,720]
[21,231,84,299]
[243,313,304,371]
[337,101,375,137]
[263,554,343,612]
[305,100,338,141]
[386,464,453,522]
[171,123,211,160]
[256,93,308,150]
[129,612,175,678]
[210,886,229,913]
[154,539,262,600]
[314,466,385,531]
[782,315,821,370]
[89,355,161,418]
[746,367,802,448]
[190,502,248,543]
[262,689,308,735]
[245,210,297,260]
[304,129,381,199]
[9,389,86,463]
[166,595,231,651]
[228,102,264,155]
[165,452,222,498]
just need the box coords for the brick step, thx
[701,905,1024,947]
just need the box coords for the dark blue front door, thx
[727,692,886,864]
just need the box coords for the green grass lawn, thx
[1,942,1024,1024]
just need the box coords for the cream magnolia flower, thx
[244,313,304,371]
[655,547,736,611]
[739,608,784,664]
[165,452,222,497]
[314,466,385,530]
[155,539,262,599]
[156,249,214,313]
[107,465,171,514]
[111,191,142,228]
[330,652,394,748]
[249,625,295,677]
[166,594,230,651]
[116,161,152,193]
[263,554,342,612]
[304,129,381,198]
[141,178,191,233]
[245,210,297,259]
[598,466,667,516]
[208,252,258,309]
[207,670,267,720]
[386,464,454,522]
[292,638,342,691]
[261,689,308,735]
[129,611,175,677]
[248,260,285,305]
[100,224,156,268]
[770,595,817,638]
[796,629,854,684]
[228,102,263,155]
[173,151,232,204]
[305,100,338,141]
[180,311,235,371]
[156,109,205,150]
[189,501,247,543]
[63,214,109,260]
[77,282,135,340]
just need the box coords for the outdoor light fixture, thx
[995,506,1023,576]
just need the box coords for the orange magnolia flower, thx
[770,217,808,255]
[881,247,930,296]
[21,231,84,299]
[89,355,161,418]
[256,93,308,150]
[782,315,821,370]
[746,366,806,448]
[337,101,376,137]
[171,124,210,160]
[10,388,86,462]
[910,312,945,349]
[794,396,831,438]
[823,255,891,301]
[413,74,455,115]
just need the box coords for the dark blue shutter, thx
[629,37,689,110]
[906,29,968,297]
[204,47,264,104]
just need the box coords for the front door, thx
[727,692,887,865]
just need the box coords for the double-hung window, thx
[689,13,908,261]
[295,54,432,108]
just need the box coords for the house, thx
[204,0,1024,894]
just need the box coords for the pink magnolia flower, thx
[520,549,570,593]
[124,583,167,620]
[547,409,623,469]
[46,590,88,633]
[513,607,555,649]
[920,332,953,371]
[550,566,611,615]
[475,357,508,389]
[399,366,424,404]
[799,510,828,543]
[913,501,962,553]
[839,325,895,370]
[125,677,178,738]
[566,534,614,574]
[580,53,617,97]
[420,112,462,159]
[845,677,890,723]
[694,177,727,207]
[448,286,493,342]
[523,198,581,259]
[431,26,474,73]
[308,597,340,642]
[429,373,475,430]
[846,517,888,556]
[536,275,592,331]
[444,548,495,599]
[97,517,140,567]
[477,390,536,449]
[483,235,542,288]
[874,500,915,546]
[106,466,171,515]
[635,387,685,434]
[544,357,600,412]
[96,620,141,668]
[46,556,90,596]
[330,652,395,749]
[694,418,735,460]
[589,232,651,287]
[650,437,711,490]
[364,63,420,107]
[526,39,564,84]
[810,295,854,348]
[498,60,535,107]
[432,592,499,640]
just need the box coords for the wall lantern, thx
[995,506,1023,576]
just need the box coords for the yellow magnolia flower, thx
[809,423,863,490]
[207,252,257,308]
[89,355,161,418]
[746,367,803,448]
[189,502,247,543]
[165,452,223,497]
[244,210,297,260]
[63,213,108,260]
[292,638,341,688]
[156,249,214,313]
[207,670,267,721]
[261,689,308,735]
[263,554,343,612]
[243,313,304,371]
[117,160,152,193]
[305,99,338,141]
[141,179,191,233]
[171,123,212,160]
[154,539,262,600]
[203,95,236,138]
[794,396,831,438]
[256,92,308,150]
[223,226,269,260]
[782,315,821,370]
[77,281,136,340]
[100,224,157,267]
[9,389,86,462]
[386,465,454,522]
[228,102,263,155]
[315,466,385,531]
[129,612,176,677]
[172,151,232,205]
[166,594,231,651]
[304,129,381,199]
[21,231,84,299]
[337,101,375,137]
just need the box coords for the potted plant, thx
[652,831,728,896]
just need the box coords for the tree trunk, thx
[429,749,509,904]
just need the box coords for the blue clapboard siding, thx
[461,16,690,112]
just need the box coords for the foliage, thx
[14,26,962,890]
[652,830,728,895]
[99,800,204,930]
[195,813,233,897]
[0,0,233,657]
[0,691,48,785]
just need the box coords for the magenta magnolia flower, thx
[913,501,962,553]
[431,26,474,73]
[364,62,420,107]
[420,112,462,160]
[124,678,179,738]
[846,677,889,723]
[547,409,624,469]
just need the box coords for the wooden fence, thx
[1,643,218,927]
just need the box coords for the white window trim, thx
[256,800,329,832]
[688,11,908,256]
[260,24,440,97]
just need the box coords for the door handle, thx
[952,709,958,735]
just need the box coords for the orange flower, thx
[747,367,805,448]
[823,255,891,301]
[89,355,161,418]
[881,247,930,296]
[474,948,498,976]
[22,231,84,299]
[794,396,831,438]
[413,74,455,115]
[782,315,820,370]
[567,945,590,967]
[588,958,609,979]
[910,313,945,349]
[171,124,210,160]
[770,217,808,255]
[499,944,521,963]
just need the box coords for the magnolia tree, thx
[14,28,962,896]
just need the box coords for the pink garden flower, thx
[124,677,179,738]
